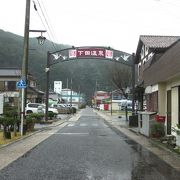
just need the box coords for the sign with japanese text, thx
[69,48,113,59]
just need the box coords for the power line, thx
[39,0,60,45]
[32,0,59,51]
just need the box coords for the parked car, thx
[119,100,132,111]
[25,103,44,114]
[50,104,71,114]
[26,103,58,115]
[41,104,58,114]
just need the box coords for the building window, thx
[141,47,144,59]
[145,46,148,56]
[146,91,158,112]
[147,52,154,61]
[143,58,146,64]
[0,81,5,91]
[5,81,16,91]
[138,63,141,78]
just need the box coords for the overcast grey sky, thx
[0,0,180,53]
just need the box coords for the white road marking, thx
[80,123,87,126]
[56,132,89,135]
[67,123,75,127]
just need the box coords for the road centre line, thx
[79,123,87,126]
[48,132,89,135]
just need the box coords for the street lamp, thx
[29,30,46,45]
[20,0,46,136]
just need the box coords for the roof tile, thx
[140,35,180,48]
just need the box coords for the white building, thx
[61,88,82,104]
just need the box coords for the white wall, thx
[171,87,179,127]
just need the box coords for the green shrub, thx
[26,114,36,131]
[151,122,165,138]
[48,112,57,119]
[26,113,44,123]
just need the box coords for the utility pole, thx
[95,80,98,108]
[78,85,80,109]
[21,0,30,136]
[70,78,73,114]
[45,52,50,121]
[66,78,69,114]
[111,87,113,116]
[132,53,136,115]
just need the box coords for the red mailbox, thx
[104,104,109,111]
[155,115,166,123]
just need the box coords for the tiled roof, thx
[140,35,180,48]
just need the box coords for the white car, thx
[26,103,58,114]
[25,103,44,114]
[41,104,58,114]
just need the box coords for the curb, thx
[0,112,81,149]
[0,119,68,150]
[96,110,180,171]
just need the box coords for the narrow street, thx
[0,108,179,180]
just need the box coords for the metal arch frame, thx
[45,46,135,120]
[47,46,133,65]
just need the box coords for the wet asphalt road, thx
[0,108,180,180]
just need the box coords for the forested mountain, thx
[0,29,132,102]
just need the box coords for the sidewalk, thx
[34,114,71,130]
[0,113,81,170]
[95,110,180,172]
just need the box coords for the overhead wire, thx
[35,0,58,51]
[32,0,59,51]
[39,0,60,46]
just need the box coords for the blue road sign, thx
[16,79,27,89]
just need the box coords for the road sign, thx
[16,79,27,89]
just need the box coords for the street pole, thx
[21,0,30,136]
[45,52,50,121]
[132,53,136,116]
[70,78,73,114]
[78,86,80,109]
[95,80,97,108]
[111,88,112,116]
[66,78,69,114]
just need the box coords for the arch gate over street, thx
[45,46,135,120]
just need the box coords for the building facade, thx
[0,68,44,106]
[135,35,180,134]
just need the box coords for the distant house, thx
[135,35,180,134]
[0,68,44,106]
[93,91,110,106]
[60,88,84,105]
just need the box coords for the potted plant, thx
[151,122,165,138]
